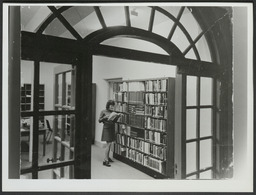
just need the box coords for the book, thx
[108,112,120,122]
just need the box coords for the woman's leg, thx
[104,142,111,161]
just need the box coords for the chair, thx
[46,119,53,144]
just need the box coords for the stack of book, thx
[128,104,145,115]
[144,130,167,144]
[145,117,167,132]
[128,92,144,104]
[144,156,164,173]
[128,81,145,91]
[145,79,167,92]
[145,93,167,105]
[128,114,144,128]
[145,105,167,118]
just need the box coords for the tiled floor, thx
[20,142,153,179]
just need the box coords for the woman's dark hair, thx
[106,100,115,109]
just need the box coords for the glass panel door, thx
[20,61,76,179]
[185,75,215,179]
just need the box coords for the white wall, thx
[92,56,176,144]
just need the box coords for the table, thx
[21,127,47,156]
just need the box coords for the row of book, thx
[128,114,145,128]
[145,93,167,105]
[145,117,167,132]
[113,92,129,102]
[145,130,167,145]
[128,82,145,91]
[114,103,168,119]
[127,136,166,160]
[114,143,126,156]
[113,79,168,93]
[126,148,144,165]
[144,156,165,174]
[115,102,128,113]
[145,79,167,92]
[113,82,128,92]
[117,115,167,132]
[115,145,165,174]
[118,114,129,124]
[145,105,167,118]
[128,104,144,115]
[128,92,144,104]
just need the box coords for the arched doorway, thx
[19,5,232,179]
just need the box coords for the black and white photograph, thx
[2,1,254,193]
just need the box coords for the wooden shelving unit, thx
[21,83,45,125]
[112,78,175,179]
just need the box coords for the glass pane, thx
[196,35,212,62]
[39,114,75,166]
[101,37,168,55]
[186,174,197,179]
[38,165,74,179]
[100,6,125,27]
[186,76,197,106]
[186,142,197,174]
[200,170,212,179]
[20,173,32,179]
[20,116,33,169]
[200,77,213,106]
[200,109,212,137]
[171,26,190,52]
[40,63,75,111]
[161,6,181,18]
[152,10,174,38]
[43,17,76,40]
[200,139,212,169]
[21,6,51,32]
[21,60,34,111]
[185,49,197,60]
[186,109,197,140]
[180,7,202,40]
[129,6,151,31]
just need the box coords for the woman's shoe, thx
[103,161,111,167]
[108,158,114,163]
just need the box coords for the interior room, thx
[4,3,252,187]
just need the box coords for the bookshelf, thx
[21,83,45,125]
[112,78,175,179]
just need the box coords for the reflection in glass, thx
[186,109,197,140]
[186,76,197,106]
[200,109,212,138]
[186,142,197,174]
[200,139,212,169]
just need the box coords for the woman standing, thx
[98,100,121,167]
